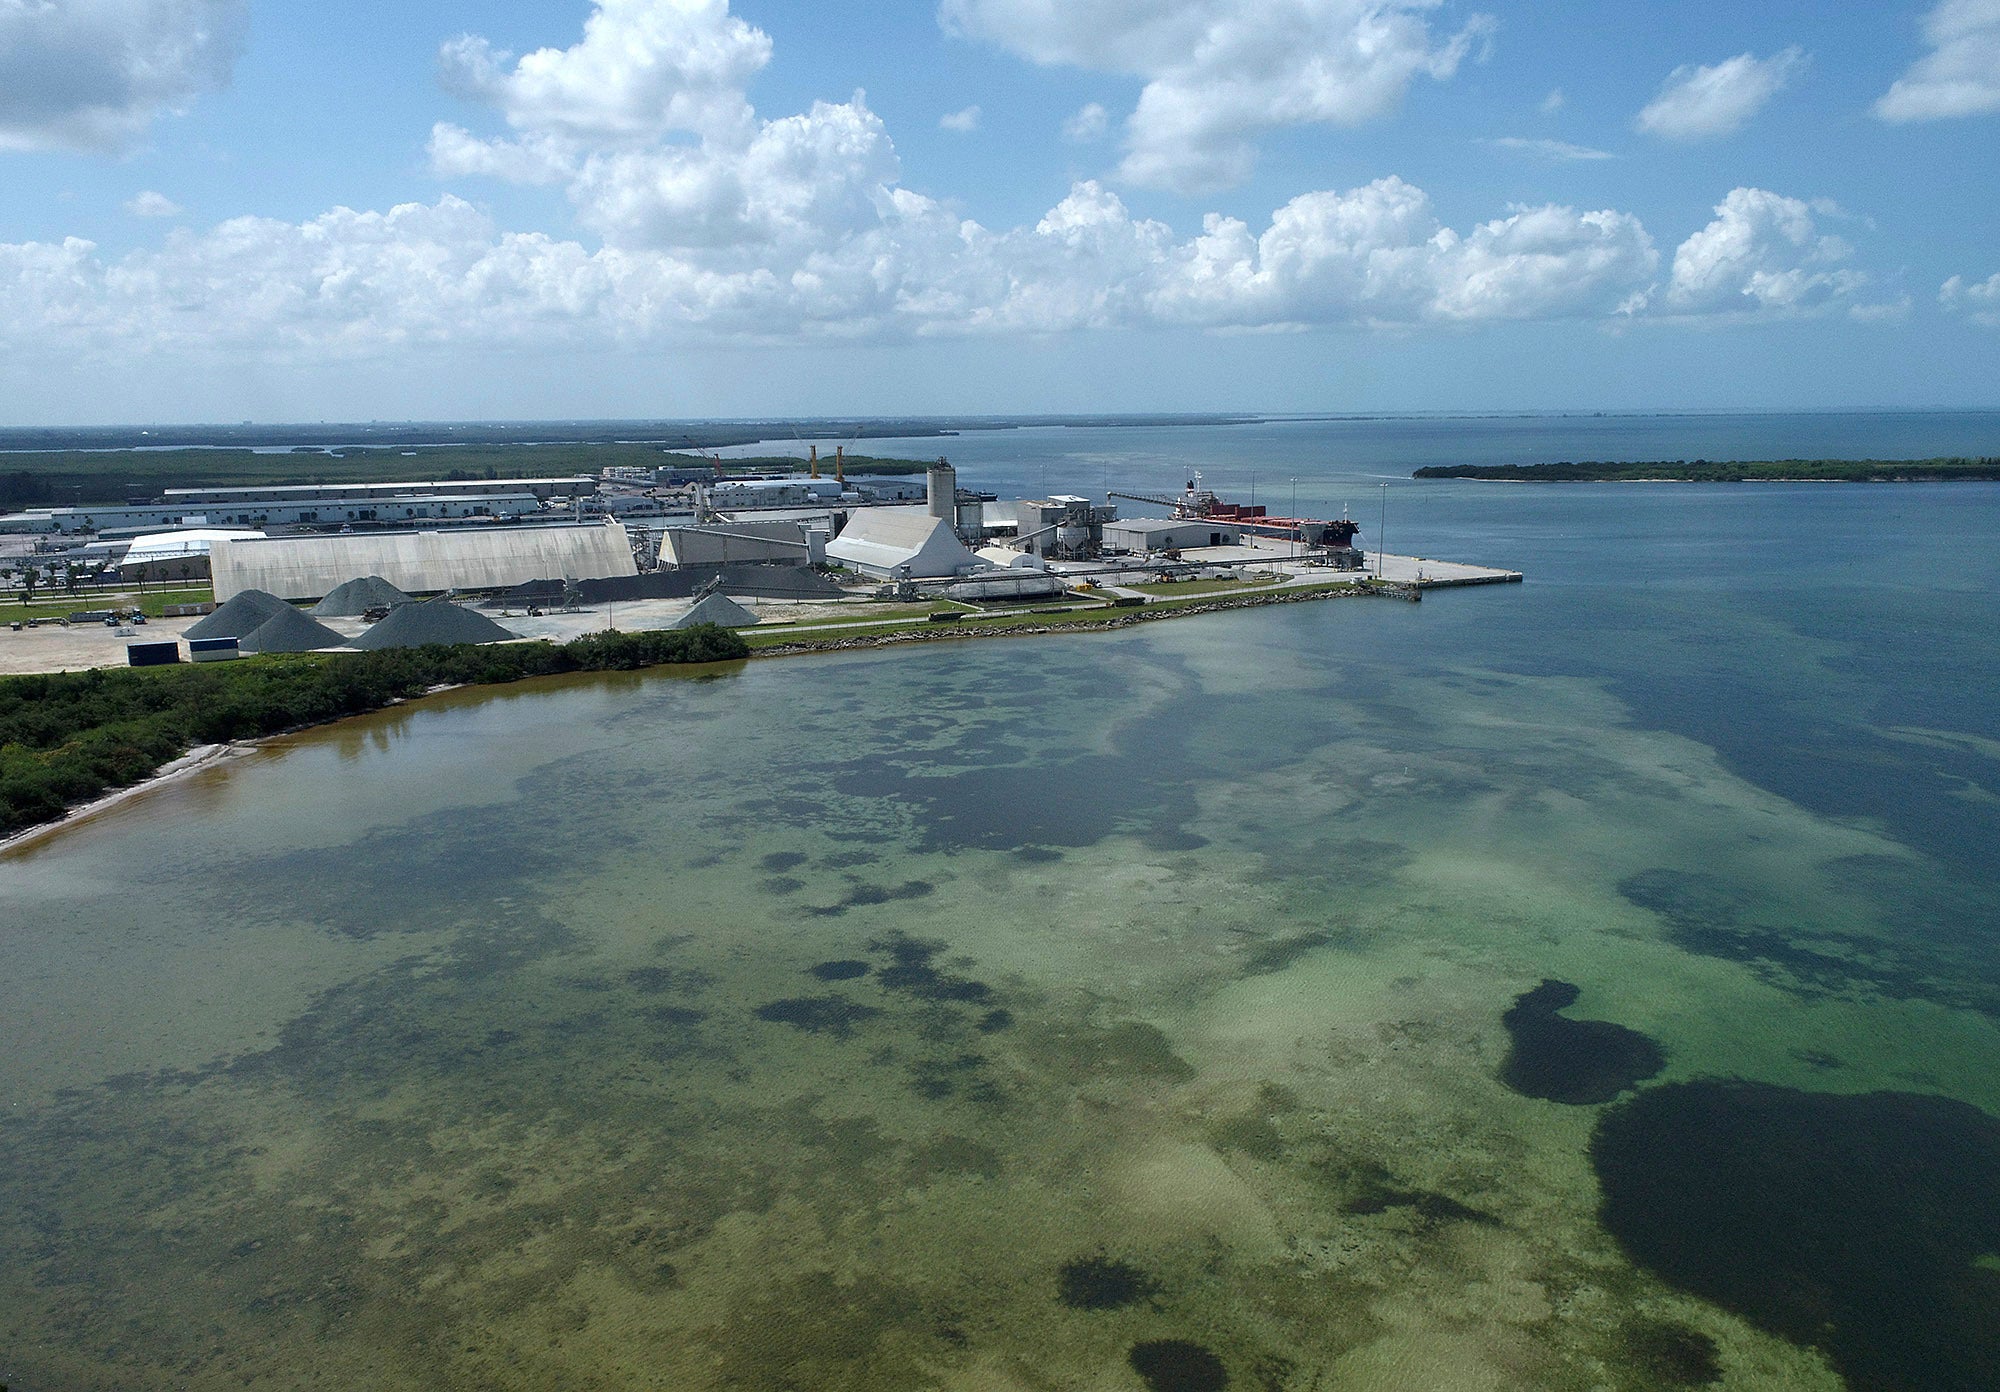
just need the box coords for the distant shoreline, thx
[1414,457,2000,483]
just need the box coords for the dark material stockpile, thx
[351,598,519,650]
[312,575,413,617]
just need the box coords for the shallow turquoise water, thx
[3,424,1998,1391]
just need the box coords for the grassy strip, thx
[0,625,748,839]
[748,602,957,628]
[1413,457,2000,483]
[745,581,1368,654]
[740,620,941,649]
[6,586,215,622]
[1127,578,1266,597]
[742,596,1126,641]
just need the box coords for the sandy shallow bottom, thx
[2,616,1994,1391]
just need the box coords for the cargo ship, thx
[1110,475,1365,567]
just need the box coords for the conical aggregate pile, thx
[351,597,519,650]
[671,592,759,629]
[311,575,413,617]
[183,590,292,641]
[240,606,347,654]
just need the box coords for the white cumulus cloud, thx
[124,190,183,218]
[1666,187,1867,315]
[1063,102,1109,142]
[1483,136,1612,161]
[565,94,902,254]
[0,2,1894,362]
[940,105,981,132]
[1875,0,2000,122]
[432,2,905,267]
[437,0,769,146]
[1145,178,1657,326]
[940,0,1494,193]
[0,176,1675,359]
[0,0,246,153]
[1940,272,2000,323]
[1636,47,1806,141]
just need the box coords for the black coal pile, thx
[351,597,519,650]
[184,590,292,641]
[312,575,413,617]
[240,606,347,653]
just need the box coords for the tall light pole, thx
[1377,483,1386,577]
[1289,477,1300,566]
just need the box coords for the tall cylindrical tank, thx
[927,459,957,521]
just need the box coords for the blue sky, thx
[2,0,1997,424]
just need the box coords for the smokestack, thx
[809,444,819,479]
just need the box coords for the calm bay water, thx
[4,415,1999,1391]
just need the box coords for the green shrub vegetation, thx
[1413,457,2000,483]
[0,444,637,510]
[0,443,940,509]
[657,451,932,475]
[0,625,747,838]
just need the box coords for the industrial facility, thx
[1,481,582,537]
[208,523,640,601]
[4,445,1445,677]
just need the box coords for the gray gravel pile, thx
[672,592,758,629]
[241,606,347,653]
[184,590,292,641]
[312,575,413,616]
[351,598,519,650]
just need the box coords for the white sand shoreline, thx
[0,741,254,856]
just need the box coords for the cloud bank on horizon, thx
[0,0,1995,418]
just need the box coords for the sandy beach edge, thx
[0,742,255,857]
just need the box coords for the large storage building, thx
[823,509,977,579]
[209,523,639,601]
[704,478,845,511]
[7,490,551,536]
[1103,518,1243,553]
[118,528,266,582]
[658,519,814,568]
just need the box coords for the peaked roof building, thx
[823,508,977,579]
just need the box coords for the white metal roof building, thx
[14,492,548,535]
[166,477,595,503]
[703,478,846,511]
[209,523,639,601]
[973,545,1046,571]
[823,508,978,579]
[118,528,267,581]
[1104,518,1243,553]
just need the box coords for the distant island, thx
[1413,457,2000,483]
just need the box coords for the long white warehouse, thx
[209,523,639,601]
